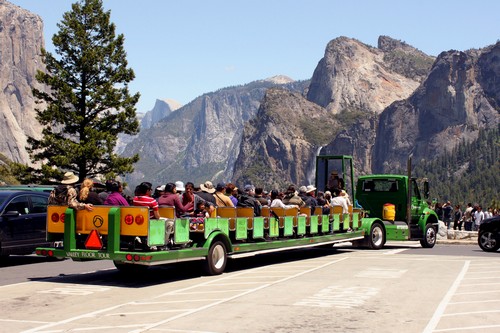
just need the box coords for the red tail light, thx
[124,214,134,225]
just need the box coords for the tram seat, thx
[158,206,175,219]
[236,207,254,229]
[270,207,285,228]
[313,206,323,216]
[217,207,237,230]
[285,206,299,227]
[300,206,311,226]
[261,206,270,229]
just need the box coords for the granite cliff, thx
[0,0,46,164]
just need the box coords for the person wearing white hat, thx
[175,181,185,193]
[48,171,93,211]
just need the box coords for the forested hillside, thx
[413,125,499,209]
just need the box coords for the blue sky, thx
[9,0,500,113]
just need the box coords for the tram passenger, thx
[237,184,262,216]
[157,182,191,217]
[213,182,234,207]
[282,185,305,207]
[255,187,270,206]
[79,178,103,205]
[48,171,93,211]
[181,182,195,214]
[270,190,298,208]
[103,180,129,206]
[225,183,238,206]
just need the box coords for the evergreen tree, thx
[25,0,139,183]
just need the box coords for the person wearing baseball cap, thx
[236,184,261,216]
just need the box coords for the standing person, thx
[443,201,453,229]
[434,202,443,222]
[453,204,463,231]
[327,171,344,195]
[474,205,485,231]
[79,178,103,205]
[103,180,129,206]
[463,203,473,231]
[213,183,234,207]
[48,171,93,211]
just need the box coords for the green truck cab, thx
[315,155,439,249]
[356,174,439,248]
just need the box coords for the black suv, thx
[478,215,500,252]
[0,190,51,256]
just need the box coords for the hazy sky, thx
[9,0,500,113]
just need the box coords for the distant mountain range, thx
[1,1,498,199]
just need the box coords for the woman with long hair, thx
[78,178,103,205]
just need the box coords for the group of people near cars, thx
[432,200,498,231]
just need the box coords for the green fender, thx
[417,207,439,229]
[201,230,233,253]
[360,217,385,234]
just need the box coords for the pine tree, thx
[26,0,139,183]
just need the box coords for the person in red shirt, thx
[133,182,160,219]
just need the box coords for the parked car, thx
[0,184,54,193]
[478,215,500,252]
[0,190,51,257]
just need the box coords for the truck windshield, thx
[362,179,398,192]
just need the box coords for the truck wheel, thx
[368,223,385,249]
[478,231,500,252]
[420,224,437,248]
[204,241,227,275]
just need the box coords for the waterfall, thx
[306,146,323,185]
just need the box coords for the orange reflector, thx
[85,229,103,250]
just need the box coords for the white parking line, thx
[422,260,470,333]
[434,324,500,332]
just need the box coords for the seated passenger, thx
[79,178,103,205]
[49,171,93,211]
[282,185,305,207]
[213,182,235,207]
[103,180,129,206]
[133,183,160,219]
[134,182,174,248]
[237,184,262,216]
[157,182,191,217]
[270,190,298,208]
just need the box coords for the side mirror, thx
[3,211,21,218]
[423,181,430,199]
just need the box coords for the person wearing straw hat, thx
[48,171,93,211]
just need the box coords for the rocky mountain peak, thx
[0,0,46,164]
[306,36,427,115]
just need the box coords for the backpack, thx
[53,185,69,204]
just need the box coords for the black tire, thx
[113,261,149,274]
[204,241,227,275]
[368,223,385,249]
[478,230,500,252]
[420,224,437,248]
